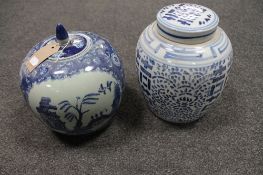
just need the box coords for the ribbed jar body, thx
[136,22,233,123]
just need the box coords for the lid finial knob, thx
[56,23,69,44]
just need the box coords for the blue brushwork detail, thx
[218,39,229,53]
[112,83,121,111]
[57,93,100,131]
[36,97,67,131]
[164,52,202,59]
[98,81,112,94]
[164,13,178,19]
[56,23,69,41]
[141,59,153,70]
[213,65,226,76]
[212,74,225,83]
[36,82,122,135]
[140,66,151,78]
[177,20,191,25]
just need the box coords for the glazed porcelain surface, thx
[20,26,124,135]
[136,3,233,123]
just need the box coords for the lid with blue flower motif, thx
[157,3,219,38]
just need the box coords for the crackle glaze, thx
[136,3,233,123]
[20,25,124,135]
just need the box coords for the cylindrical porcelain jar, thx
[136,3,233,123]
[20,24,124,135]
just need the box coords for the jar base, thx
[48,115,114,136]
[148,106,205,124]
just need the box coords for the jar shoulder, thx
[20,32,124,80]
[20,32,125,100]
[137,22,233,67]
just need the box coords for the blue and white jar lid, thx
[42,33,93,61]
[157,3,219,38]
[28,24,93,62]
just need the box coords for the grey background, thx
[0,0,262,174]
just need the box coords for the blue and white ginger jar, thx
[20,24,124,135]
[136,3,233,123]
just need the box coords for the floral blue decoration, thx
[36,81,120,135]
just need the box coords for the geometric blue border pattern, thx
[142,23,229,63]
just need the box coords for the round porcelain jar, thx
[20,24,124,135]
[136,3,233,123]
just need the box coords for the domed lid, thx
[43,24,93,61]
[157,3,219,38]
[23,23,95,72]
[31,24,93,61]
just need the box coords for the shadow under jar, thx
[136,3,233,123]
